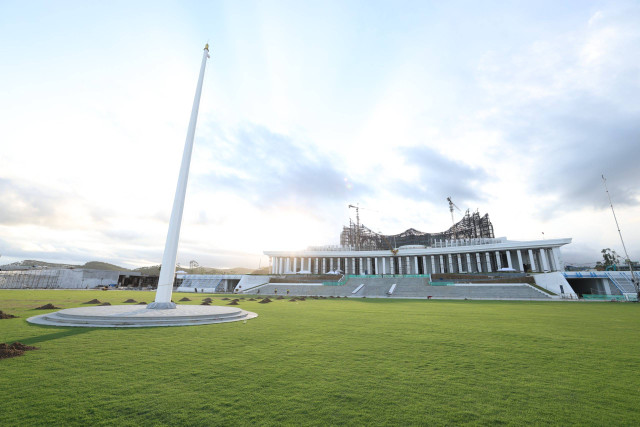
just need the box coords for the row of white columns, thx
[270,248,559,275]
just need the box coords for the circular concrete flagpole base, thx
[27,305,257,328]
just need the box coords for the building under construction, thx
[340,210,494,251]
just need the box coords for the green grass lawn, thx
[1,290,639,426]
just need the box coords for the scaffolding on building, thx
[340,210,495,251]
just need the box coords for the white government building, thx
[265,211,571,276]
[265,237,571,276]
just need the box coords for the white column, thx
[540,249,550,272]
[439,255,445,273]
[374,257,379,275]
[517,250,524,272]
[352,258,356,275]
[314,258,319,274]
[344,257,348,274]
[466,253,472,273]
[279,258,283,274]
[495,252,502,270]
[308,258,312,272]
[366,257,371,275]
[390,257,395,274]
[322,258,326,274]
[485,253,492,272]
[358,258,363,275]
[551,247,562,272]
[151,44,210,309]
[476,253,482,272]
[414,256,419,274]
[293,257,297,273]
[405,257,410,274]
[286,258,291,273]
[506,251,513,269]
[398,257,403,274]
[528,249,537,272]
[448,254,453,273]
[431,256,435,274]
[457,254,463,273]
[382,257,387,274]
[422,256,427,275]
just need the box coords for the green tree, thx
[596,248,621,270]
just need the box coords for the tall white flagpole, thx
[148,44,210,309]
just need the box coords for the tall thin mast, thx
[601,174,639,300]
[149,44,210,309]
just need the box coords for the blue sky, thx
[1,0,639,268]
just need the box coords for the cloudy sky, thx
[1,0,639,269]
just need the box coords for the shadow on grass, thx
[18,328,93,345]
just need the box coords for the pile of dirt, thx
[83,299,101,304]
[137,302,147,305]
[99,302,111,306]
[289,298,297,302]
[297,297,306,301]
[0,310,17,319]
[179,297,191,302]
[248,298,256,301]
[276,296,284,300]
[201,302,211,306]
[258,298,272,304]
[227,300,239,305]
[203,298,213,303]
[35,303,60,310]
[123,299,137,303]
[0,342,38,359]
[221,297,230,301]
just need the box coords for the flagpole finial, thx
[204,43,209,51]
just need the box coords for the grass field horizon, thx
[1,289,639,426]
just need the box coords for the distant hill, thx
[4,259,261,275]
[82,261,130,271]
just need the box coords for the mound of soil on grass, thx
[179,297,191,302]
[99,302,111,306]
[297,297,306,301]
[201,302,211,305]
[137,302,147,305]
[248,298,256,301]
[258,298,272,304]
[35,303,60,310]
[221,298,229,301]
[203,298,213,302]
[83,299,101,304]
[123,299,137,303]
[227,301,239,305]
[276,296,284,300]
[0,342,38,360]
[289,298,297,302]
[0,311,17,319]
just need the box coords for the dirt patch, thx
[289,298,297,302]
[123,299,137,303]
[297,297,306,301]
[35,303,60,310]
[179,297,191,302]
[203,298,213,303]
[276,296,284,300]
[221,298,229,301]
[248,298,256,301]
[0,310,17,319]
[137,302,147,305]
[99,302,111,306]
[201,302,211,305]
[227,301,239,305]
[0,342,38,360]
[258,298,272,304]
[83,299,101,304]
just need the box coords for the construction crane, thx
[446,197,462,227]
[348,204,361,250]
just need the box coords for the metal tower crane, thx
[348,204,361,250]
[446,196,462,227]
